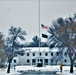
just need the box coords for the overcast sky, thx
[0,0,76,42]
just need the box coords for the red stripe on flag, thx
[41,24,48,29]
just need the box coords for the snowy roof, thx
[25,47,49,52]
[51,48,59,52]
[22,47,59,52]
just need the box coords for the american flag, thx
[41,24,48,29]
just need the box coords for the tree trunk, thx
[7,62,11,73]
[70,61,73,73]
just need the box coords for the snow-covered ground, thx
[0,68,21,75]
[16,65,59,71]
[0,65,76,75]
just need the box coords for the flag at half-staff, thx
[42,33,48,38]
[41,24,48,29]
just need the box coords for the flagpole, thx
[39,0,41,63]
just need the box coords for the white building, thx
[12,47,71,67]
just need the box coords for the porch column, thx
[48,59,50,65]
[36,59,37,66]
[43,58,44,66]
[30,59,32,66]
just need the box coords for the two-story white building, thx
[11,47,72,67]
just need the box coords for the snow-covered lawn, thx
[16,65,76,75]
[0,68,21,75]
[0,65,76,75]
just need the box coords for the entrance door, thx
[37,59,43,67]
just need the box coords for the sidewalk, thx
[56,71,76,75]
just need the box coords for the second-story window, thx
[27,53,29,56]
[45,53,48,56]
[39,53,41,56]
[13,59,16,63]
[27,59,30,63]
[20,52,24,56]
[51,52,53,56]
[33,53,35,56]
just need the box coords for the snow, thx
[25,47,50,52]
[16,65,76,75]
[23,47,59,52]
[0,65,76,75]
[0,68,21,75]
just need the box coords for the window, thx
[27,59,30,63]
[51,53,53,56]
[44,59,48,65]
[45,59,48,63]
[27,53,29,56]
[32,59,36,65]
[64,52,67,56]
[51,59,53,63]
[33,53,35,56]
[20,52,24,56]
[56,52,59,56]
[13,59,16,63]
[39,53,41,56]
[38,59,39,62]
[32,59,36,63]
[45,53,48,56]
[64,59,67,63]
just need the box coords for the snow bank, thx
[0,65,76,75]
[16,65,59,71]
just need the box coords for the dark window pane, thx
[45,59,48,62]
[33,53,35,56]
[32,59,36,63]
[51,59,53,62]
[64,52,67,56]
[32,59,36,65]
[20,52,24,56]
[39,53,41,56]
[38,59,39,62]
[64,59,67,62]
[45,53,48,56]
[27,53,29,56]
[14,59,16,63]
[51,53,53,56]
[56,52,59,56]
[44,59,48,65]
[27,59,29,63]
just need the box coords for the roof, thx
[22,47,59,52]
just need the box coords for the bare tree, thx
[0,32,6,67]
[3,26,26,73]
[47,14,76,73]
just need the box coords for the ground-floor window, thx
[44,59,48,65]
[27,59,30,63]
[32,59,36,65]
[50,59,53,65]
[64,59,67,63]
